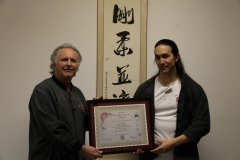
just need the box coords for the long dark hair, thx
[155,39,193,108]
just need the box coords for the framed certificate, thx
[87,98,153,154]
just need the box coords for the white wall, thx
[0,0,239,160]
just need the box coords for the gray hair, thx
[49,43,82,75]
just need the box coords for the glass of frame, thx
[87,98,153,154]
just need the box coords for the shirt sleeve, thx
[183,86,211,143]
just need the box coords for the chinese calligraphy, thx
[113,4,134,24]
[102,1,142,100]
[114,31,133,56]
[113,90,130,99]
[112,65,132,85]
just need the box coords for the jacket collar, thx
[51,75,73,91]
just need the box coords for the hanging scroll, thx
[97,0,147,99]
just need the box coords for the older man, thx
[28,44,102,160]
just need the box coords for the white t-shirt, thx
[154,77,181,160]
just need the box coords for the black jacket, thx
[28,76,87,160]
[134,74,210,160]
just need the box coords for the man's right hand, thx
[133,149,144,155]
[79,145,103,160]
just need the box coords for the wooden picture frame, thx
[87,98,153,154]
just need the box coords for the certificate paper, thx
[88,99,153,154]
